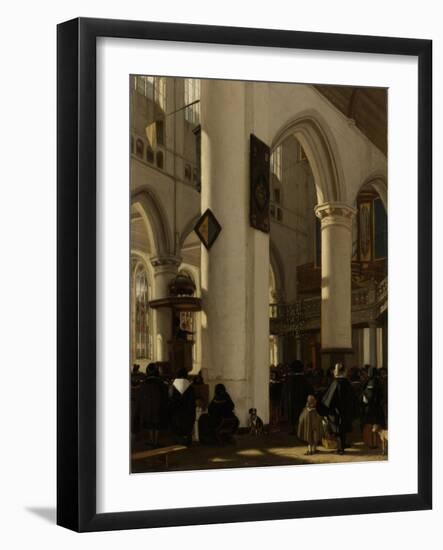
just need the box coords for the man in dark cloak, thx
[136,363,168,447]
[322,362,354,455]
[283,360,313,435]
[169,369,196,445]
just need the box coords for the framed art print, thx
[57,18,432,531]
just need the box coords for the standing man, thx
[136,363,168,447]
[169,369,196,446]
[322,363,354,455]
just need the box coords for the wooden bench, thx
[131,444,186,469]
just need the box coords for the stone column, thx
[200,79,270,425]
[315,202,356,364]
[150,255,181,362]
[369,321,377,368]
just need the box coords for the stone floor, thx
[131,430,387,474]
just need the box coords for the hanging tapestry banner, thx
[250,133,271,233]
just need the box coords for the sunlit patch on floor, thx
[236,449,265,457]
[265,447,300,456]
[131,432,388,474]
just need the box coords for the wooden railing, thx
[270,276,387,334]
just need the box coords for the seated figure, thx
[198,384,239,445]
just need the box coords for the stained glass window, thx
[135,266,151,359]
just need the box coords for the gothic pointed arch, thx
[271,111,345,204]
[353,173,388,210]
[131,186,173,256]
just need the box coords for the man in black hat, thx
[322,363,354,455]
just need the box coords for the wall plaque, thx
[250,133,270,233]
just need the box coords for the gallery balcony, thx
[269,276,388,335]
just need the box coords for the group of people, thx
[132,359,387,456]
[132,364,194,447]
[274,360,387,455]
[131,364,239,448]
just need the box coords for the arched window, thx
[135,265,151,360]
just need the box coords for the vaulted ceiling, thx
[314,85,387,156]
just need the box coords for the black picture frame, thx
[57,17,432,532]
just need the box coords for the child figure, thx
[297,394,323,455]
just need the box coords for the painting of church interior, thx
[130,76,388,472]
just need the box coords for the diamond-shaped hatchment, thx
[194,208,222,250]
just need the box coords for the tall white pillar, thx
[150,256,180,362]
[249,228,270,424]
[200,79,270,425]
[315,202,356,360]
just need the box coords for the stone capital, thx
[150,255,181,274]
[314,201,356,230]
